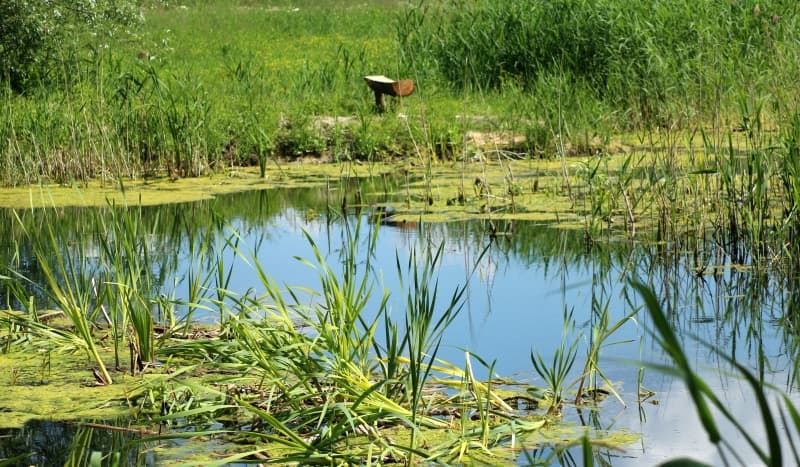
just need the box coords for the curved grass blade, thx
[630,280,720,444]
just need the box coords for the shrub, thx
[0,0,142,91]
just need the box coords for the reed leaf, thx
[9,211,113,384]
[630,280,720,444]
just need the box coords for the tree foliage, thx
[0,0,142,90]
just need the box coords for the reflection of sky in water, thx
[161,209,797,465]
[170,212,597,376]
[613,366,800,466]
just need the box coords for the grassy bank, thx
[2,0,799,186]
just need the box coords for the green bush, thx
[0,0,142,91]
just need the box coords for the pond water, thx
[0,419,150,466]
[2,182,799,465]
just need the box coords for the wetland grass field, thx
[3,0,800,465]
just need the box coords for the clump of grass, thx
[531,307,579,416]
[574,281,639,406]
[95,199,161,374]
[138,220,601,464]
[0,195,182,382]
[4,211,114,384]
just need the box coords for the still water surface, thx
[3,185,798,465]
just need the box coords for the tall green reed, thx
[6,211,113,384]
[779,107,800,244]
[95,199,160,374]
[531,307,579,416]
[395,240,475,456]
[574,284,639,406]
[402,0,798,130]
[1,197,179,381]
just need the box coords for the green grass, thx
[3,0,798,187]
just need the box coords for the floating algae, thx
[0,350,132,428]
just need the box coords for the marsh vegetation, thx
[2,0,799,183]
[0,183,798,465]
[2,0,800,465]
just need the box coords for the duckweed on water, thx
[0,351,132,428]
[0,139,765,236]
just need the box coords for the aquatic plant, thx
[396,240,473,456]
[5,213,114,384]
[633,280,800,466]
[530,307,580,416]
[8,178,797,464]
[95,201,160,374]
[574,277,640,406]
[123,219,594,464]
[0,196,187,382]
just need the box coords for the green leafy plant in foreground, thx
[5,212,113,384]
[632,280,800,467]
[141,222,562,465]
[0,205,653,464]
[395,241,472,457]
[531,307,579,416]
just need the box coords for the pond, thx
[1,181,798,465]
